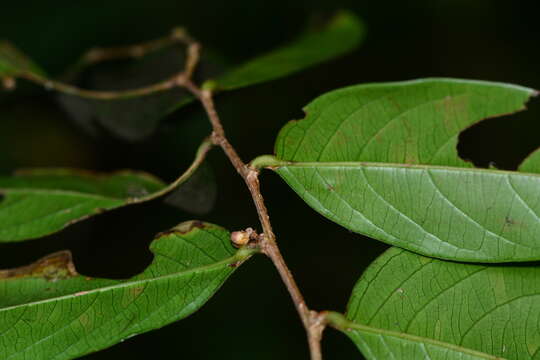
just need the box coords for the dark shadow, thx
[0,200,186,279]
[458,98,540,170]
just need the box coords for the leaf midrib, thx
[274,160,538,177]
[0,251,247,312]
[0,188,128,201]
[346,321,504,359]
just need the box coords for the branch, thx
[6,28,199,101]
[130,137,214,204]
[181,44,326,360]
[5,29,328,358]
[62,27,195,81]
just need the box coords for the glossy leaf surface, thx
[345,247,540,359]
[267,78,540,262]
[0,221,255,359]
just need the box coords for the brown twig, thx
[5,28,196,101]
[62,27,194,81]
[20,72,181,100]
[180,41,325,359]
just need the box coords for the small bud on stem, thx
[2,77,16,91]
[230,227,257,247]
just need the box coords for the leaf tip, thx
[2,76,16,90]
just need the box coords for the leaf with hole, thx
[257,78,540,262]
[0,221,255,359]
[342,247,540,359]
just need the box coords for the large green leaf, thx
[0,169,164,242]
[0,220,255,359]
[257,78,540,262]
[1,11,364,140]
[343,247,540,360]
[212,10,364,90]
[325,312,502,360]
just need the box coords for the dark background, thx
[1,1,540,359]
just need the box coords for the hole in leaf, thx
[458,100,540,170]
[69,201,184,279]
[0,201,184,280]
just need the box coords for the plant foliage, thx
[0,9,538,360]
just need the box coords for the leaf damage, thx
[166,219,206,235]
[0,250,78,282]
[265,78,540,262]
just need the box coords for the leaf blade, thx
[325,312,503,360]
[0,169,164,242]
[0,138,213,242]
[213,10,365,90]
[0,221,255,359]
[267,78,540,262]
[345,247,540,359]
[275,163,540,262]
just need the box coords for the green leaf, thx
[0,138,213,242]
[519,148,540,173]
[343,247,540,360]
[0,169,164,242]
[0,41,45,78]
[260,78,540,262]
[0,221,256,359]
[2,11,364,140]
[325,312,502,360]
[212,10,365,90]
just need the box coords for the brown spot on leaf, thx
[172,220,206,234]
[126,184,149,197]
[0,250,78,282]
[79,313,91,328]
[130,286,144,297]
[2,77,16,90]
[155,220,207,238]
